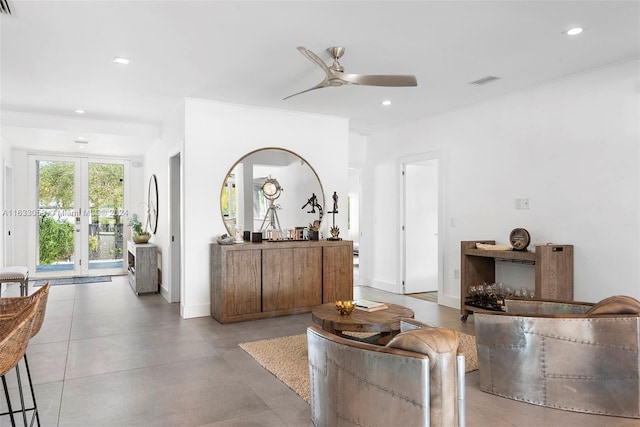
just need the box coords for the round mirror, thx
[220,148,325,239]
[147,174,158,234]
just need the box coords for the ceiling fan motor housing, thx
[327,47,346,72]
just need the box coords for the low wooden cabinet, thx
[460,240,573,321]
[127,241,158,295]
[211,240,353,323]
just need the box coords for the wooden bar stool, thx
[0,267,29,297]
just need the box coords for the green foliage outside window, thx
[221,178,236,218]
[89,163,124,224]
[38,161,75,209]
[89,236,99,256]
[38,215,74,265]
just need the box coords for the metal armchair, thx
[474,295,640,419]
[307,322,465,427]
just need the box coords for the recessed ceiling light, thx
[381,100,391,106]
[112,56,131,65]
[564,27,583,36]
[74,109,85,114]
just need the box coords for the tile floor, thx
[1,276,636,426]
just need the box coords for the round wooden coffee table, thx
[311,302,414,344]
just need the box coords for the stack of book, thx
[354,299,389,312]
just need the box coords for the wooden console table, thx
[127,241,158,295]
[460,240,573,321]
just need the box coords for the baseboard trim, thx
[370,279,401,294]
[180,303,210,319]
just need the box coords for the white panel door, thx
[404,159,438,293]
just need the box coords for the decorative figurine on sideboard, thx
[302,192,323,240]
[328,191,341,241]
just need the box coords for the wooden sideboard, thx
[210,240,354,323]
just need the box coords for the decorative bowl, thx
[133,233,151,244]
[335,300,355,315]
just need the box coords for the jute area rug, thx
[239,331,478,404]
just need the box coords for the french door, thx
[29,155,129,277]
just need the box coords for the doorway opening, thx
[348,169,361,285]
[169,152,182,303]
[30,155,129,277]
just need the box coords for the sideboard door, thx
[262,248,295,311]
[262,247,323,311]
[294,247,322,307]
[222,250,261,318]
[322,243,354,302]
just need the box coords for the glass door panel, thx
[88,162,125,271]
[36,160,77,273]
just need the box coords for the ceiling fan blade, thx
[287,46,417,98]
[296,46,332,76]
[338,73,418,87]
[283,79,330,100]
[0,0,11,14]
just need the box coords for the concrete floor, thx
[1,276,636,426]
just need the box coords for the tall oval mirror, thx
[220,148,325,239]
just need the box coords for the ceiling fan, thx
[284,46,417,100]
[0,0,11,14]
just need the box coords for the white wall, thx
[141,142,167,289]
[143,100,185,300]
[0,137,9,266]
[348,133,367,282]
[363,59,640,306]
[175,99,349,318]
[10,149,29,267]
[348,133,367,169]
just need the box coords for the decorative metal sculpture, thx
[302,193,323,239]
[328,191,341,240]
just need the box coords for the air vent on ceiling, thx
[470,75,501,86]
[0,0,11,14]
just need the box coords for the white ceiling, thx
[1,1,638,157]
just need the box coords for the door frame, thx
[27,154,130,278]
[398,151,444,299]
[4,162,14,267]
[168,146,183,304]
[348,168,362,285]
